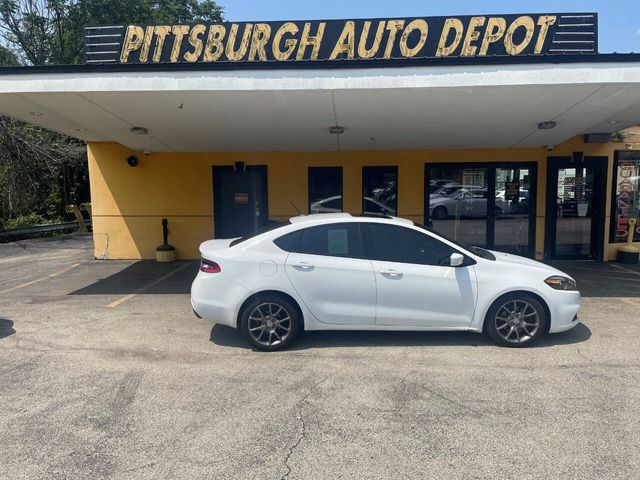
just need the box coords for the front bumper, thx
[548,290,581,334]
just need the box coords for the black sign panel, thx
[84,13,597,67]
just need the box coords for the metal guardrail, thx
[0,220,92,242]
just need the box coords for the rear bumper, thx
[190,273,251,329]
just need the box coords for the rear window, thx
[274,223,363,258]
[229,221,290,247]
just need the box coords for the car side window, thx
[363,223,457,266]
[274,223,363,258]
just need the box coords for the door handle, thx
[379,269,402,277]
[291,262,314,270]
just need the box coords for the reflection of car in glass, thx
[496,189,529,214]
[429,188,504,220]
[310,195,394,215]
[430,183,466,198]
[309,196,343,213]
[192,213,581,351]
[429,179,455,193]
[372,180,397,204]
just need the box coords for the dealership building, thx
[1,12,640,261]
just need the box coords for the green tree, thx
[0,1,224,65]
[0,44,18,64]
[0,1,224,229]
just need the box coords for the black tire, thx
[484,293,547,348]
[239,295,301,351]
[432,206,448,220]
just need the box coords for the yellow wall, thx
[87,131,640,261]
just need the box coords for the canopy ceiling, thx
[1,61,640,152]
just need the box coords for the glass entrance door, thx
[427,166,489,248]
[494,167,535,256]
[425,163,537,257]
[545,157,607,260]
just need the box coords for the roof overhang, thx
[1,58,640,152]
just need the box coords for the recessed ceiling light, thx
[76,128,87,132]
[30,111,43,116]
[130,126,148,135]
[609,120,620,125]
[537,121,557,130]
[329,125,345,134]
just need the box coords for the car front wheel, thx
[240,296,301,351]
[485,293,547,347]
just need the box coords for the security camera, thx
[126,155,139,167]
[545,145,554,152]
[142,150,151,156]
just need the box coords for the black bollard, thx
[156,217,176,262]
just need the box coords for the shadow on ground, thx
[549,261,640,297]
[0,319,15,339]
[210,322,591,351]
[66,257,639,298]
[69,261,199,295]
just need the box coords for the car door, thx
[362,222,478,328]
[455,190,474,216]
[471,189,489,217]
[279,222,376,325]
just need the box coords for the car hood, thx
[429,196,450,205]
[487,250,572,278]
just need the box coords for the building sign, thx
[612,152,640,243]
[234,193,249,204]
[505,181,520,201]
[84,13,597,66]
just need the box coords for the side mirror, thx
[450,253,464,267]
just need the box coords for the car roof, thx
[289,213,413,227]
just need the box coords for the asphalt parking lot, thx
[1,235,640,479]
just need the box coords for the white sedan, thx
[191,214,580,351]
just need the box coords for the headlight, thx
[544,275,577,291]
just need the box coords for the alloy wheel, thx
[247,302,292,347]
[494,300,540,344]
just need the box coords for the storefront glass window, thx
[308,167,343,214]
[611,151,640,243]
[426,166,489,247]
[425,164,536,257]
[362,166,397,215]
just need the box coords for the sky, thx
[222,0,640,53]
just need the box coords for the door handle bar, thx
[379,269,402,277]
[291,262,314,269]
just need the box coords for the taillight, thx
[200,258,221,273]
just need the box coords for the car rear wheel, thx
[240,296,301,351]
[432,206,448,220]
[485,293,547,347]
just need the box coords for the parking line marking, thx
[0,263,81,294]
[0,253,72,264]
[105,262,191,308]
[609,263,640,277]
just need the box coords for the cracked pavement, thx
[1,235,640,479]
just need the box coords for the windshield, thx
[412,222,496,260]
